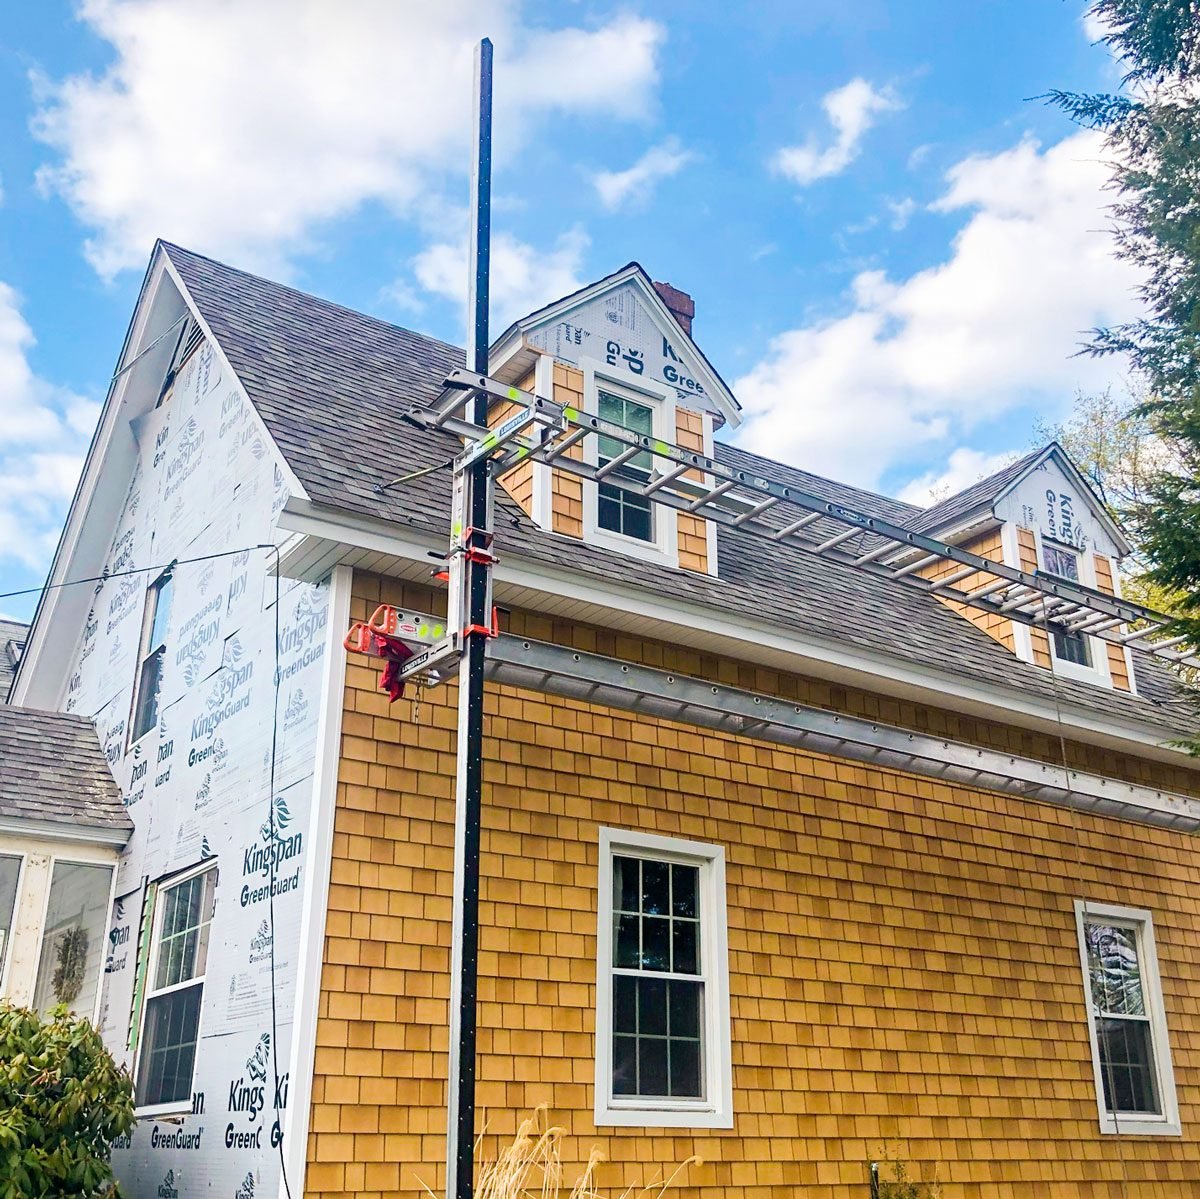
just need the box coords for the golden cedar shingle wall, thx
[305,574,1200,1199]
[551,364,585,538]
[1093,554,1133,691]
[920,529,1015,652]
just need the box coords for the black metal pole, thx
[446,36,492,1199]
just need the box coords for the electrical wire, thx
[0,544,278,604]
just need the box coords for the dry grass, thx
[419,1107,700,1199]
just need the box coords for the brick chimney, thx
[653,280,694,336]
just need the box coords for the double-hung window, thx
[130,569,174,745]
[1041,544,1091,667]
[1074,901,1180,1135]
[595,828,732,1128]
[135,864,216,1113]
[596,389,655,543]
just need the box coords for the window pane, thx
[1086,923,1146,1016]
[0,856,20,976]
[613,1035,638,1096]
[1097,1017,1160,1115]
[149,575,173,649]
[620,500,652,543]
[33,862,112,1017]
[1053,628,1091,666]
[672,864,697,918]
[668,979,701,1039]
[669,1037,701,1098]
[132,650,164,742]
[614,976,637,1034]
[638,977,668,1035]
[641,916,670,972]
[137,984,202,1108]
[1043,545,1080,580]
[638,1036,668,1097]
[672,920,698,975]
[615,914,641,969]
[614,857,639,913]
[642,860,669,915]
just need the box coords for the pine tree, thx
[1048,1,1200,689]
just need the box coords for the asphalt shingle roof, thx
[0,706,131,837]
[0,619,27,702]
[903,449,1044,536]
[163,243,1197,740]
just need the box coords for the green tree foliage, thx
[1047,1,1200,667]
[0,1002,134,1199]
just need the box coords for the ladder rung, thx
[966,577,1011,602]
[733,497,781,526]
[855,541,899,566]
[927,565,978,592]
[1136,632,1191,652]
[1118,621,1169,644]
[595,444,644,480]
[542,427,588,461]
[772,512,823,540]
[689,479,738,512]
[815,527,865,553]
[644,462,692,495]
[998,588,1040,613]
[890,553,942,580]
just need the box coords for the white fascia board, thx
[12,252,179,709]
[0,816,129,849]
[272,501,1195,766]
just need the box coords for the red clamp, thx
[463,606,501,640]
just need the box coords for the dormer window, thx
[597,390,654,543]
[1042,544,1092,667]
[582,366,679,566]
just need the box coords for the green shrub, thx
[0,1001,134,1199]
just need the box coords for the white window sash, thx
[1073,899,1181,1136]
[581,364,679,568]
[133,862,215,1115]
[595,827,732,1129]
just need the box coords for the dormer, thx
[904,444,1136,692]
[485,265,742,576]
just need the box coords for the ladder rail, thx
[408,373,1199,672]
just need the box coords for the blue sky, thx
[0,1,1137,619]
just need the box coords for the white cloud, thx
[0,282,91,570]
[772,78,902,186]
[897,446,1018,506]
[593,138,695,210]
[734,131,1143,489]
[888,197,916,230]
[32,0,664,280]
[413,227,589,329]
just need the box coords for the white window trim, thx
[133,859,216,1118]
[1035,532,1114,688]
[1073,899,1180,1137]
[594,827,732,1129]
[581,362,679,569]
